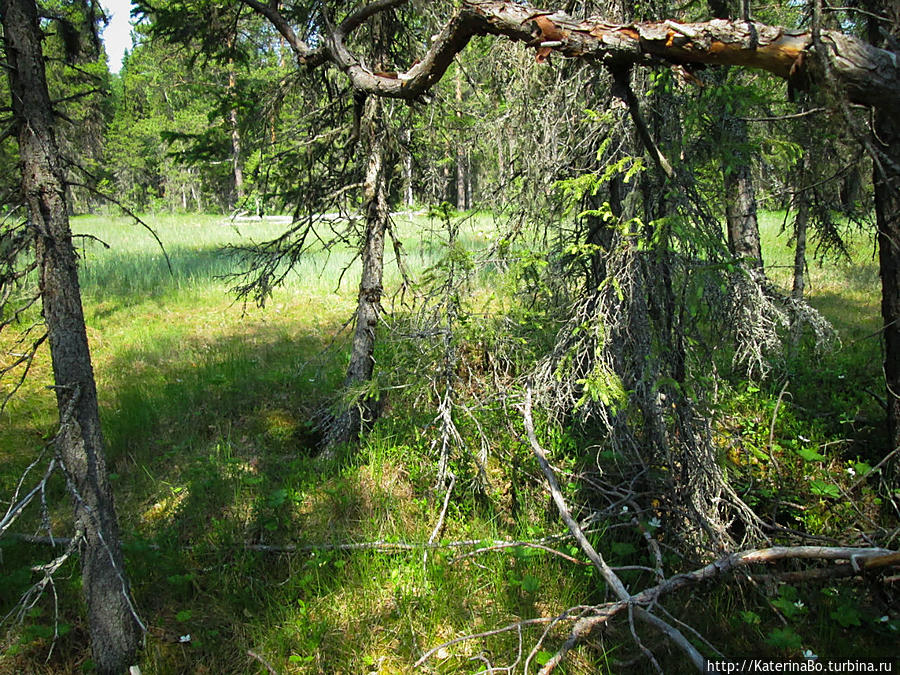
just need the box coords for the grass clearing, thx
[0,211,895,673]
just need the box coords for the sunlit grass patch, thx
[1,208,894,673]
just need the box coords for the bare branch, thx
[238,0,322,64]
[521,383,707,672]
[336,0,408,39]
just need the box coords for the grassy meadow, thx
[0,210,894,673]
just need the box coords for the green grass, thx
[756,210,884,443]
[0,210,895,673]
[1,211,600,674]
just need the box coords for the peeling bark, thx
[242,0,900,113]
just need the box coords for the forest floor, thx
[0,211,896,673]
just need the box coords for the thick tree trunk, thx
[866,4,900,477]
[1,1,142,672]
[874,110,900,470]
[323,96,389,449]
[707,1,764,273]
[723,118,763,272]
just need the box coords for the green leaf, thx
[809,480,841,499]
[765,627,802,650]
[771,597,806,619]
[853,461,873,476]
[740,611,761,625]
[830,604,862,628]
[535,650,553,665]
[778,584,799,601]
[796,447,826,462]
[176,610,192,622]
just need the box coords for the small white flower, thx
[794,600,805,609]
[179,634,191,643]
[802,649,817,659]
[648,517,662,529]
[621,505,629,513]
[880,615,890,623]
[847,467,856,476]
[798,435,811,443]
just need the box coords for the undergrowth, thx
[0,212,897,673]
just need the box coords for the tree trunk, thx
[402,127,414,207]
[874,110,900,471]
[867,2,900,478]
[230,105,244,205]
[722,118,763,271]
[227,58,244,207]
[1,1,142,672]
[789,148,811,350]
[455,68,467,211]
[792,151,811,303]
[706,1,764,274]
[323,96,389,449]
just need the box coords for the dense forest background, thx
[1,0,898,673]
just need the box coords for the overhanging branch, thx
[243,0,900,111]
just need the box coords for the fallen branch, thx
[752,550,900,583]
[413,612,584,669]
[546,544,898,666]
[521,383,707,672]
[448,540,589,566]
[247,650,279,675]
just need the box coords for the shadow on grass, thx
[88,320,408,672]
[786,259,886,453]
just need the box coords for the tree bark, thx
[247,0,900,115]
[865,3,900,478]
[874,109,900,471]
[402,127,414,207]
[723,116,763,271]
[323,96,390,449]
[227,52,245,207]
[455,68,468,211]
[706,2,764,273]
[1,1,142,672]
[792,152,810,303]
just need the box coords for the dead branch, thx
[448,541,589,566]
[237,0,900,112]
[521,383,707,672]
[247,649,279,675]
[547,544,897,668]
[413,612,583,669]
